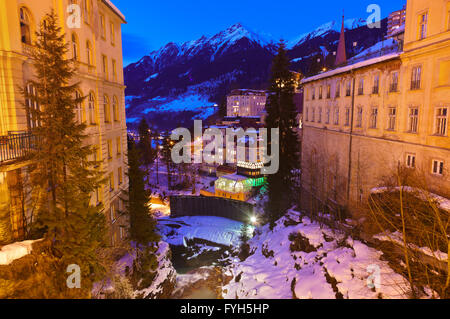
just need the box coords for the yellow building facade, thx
[301,0,450,217]
[0,0,128,245]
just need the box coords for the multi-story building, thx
[0,0,128,245]
[387,5,407,37]
[300,0,450,218]
[227,89,267,117]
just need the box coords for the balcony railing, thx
[0,132,37,164]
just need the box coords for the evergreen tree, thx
[127,139,160,246]
[264,41,301,228]
[137,118,154,166]
[24,10,106,296]
[161,136,174,191]
[218,96,227,118]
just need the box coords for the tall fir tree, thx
[23,10,107,297]
[264,41,301,228]
[127,139,160,246]
[137,118,155,166]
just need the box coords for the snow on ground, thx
[222,210,410,299]
[0,239,42,265]
[158,216,243,247]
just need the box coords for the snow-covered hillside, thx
[222,210,411,299]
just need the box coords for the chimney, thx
[335,13,347,66]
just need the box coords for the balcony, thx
[0,132,37,165]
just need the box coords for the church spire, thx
[335,11,347,66]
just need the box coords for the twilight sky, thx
[113,0,406,66]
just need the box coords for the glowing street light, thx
[250,216,257,225]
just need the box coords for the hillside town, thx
[0,0,449,303]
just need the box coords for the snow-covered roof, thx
[301,52,401,84]
[102,0,126,23]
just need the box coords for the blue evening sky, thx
[113,0,406,66]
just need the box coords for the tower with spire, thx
[335,11,347,66]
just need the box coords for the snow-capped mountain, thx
[125,19,387,131]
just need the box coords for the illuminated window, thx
[84,0,93,24]
[19,7,32,44]
[346,81,352,96]
[104,95,110,123]
[326,85,331,99]
[319,86,323,99]
[325,108,330,124]
[335,82,341,98]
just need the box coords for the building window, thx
[94,186,102,205]
[418,12,428,40]
[110,22,115,45]
[118,167,123,185]
[372,74,380,94]
[358,78,364,95]
[84,0,93,24]
[345,108,350,126]
[116,137,121,155]
[390,72,399,92]
[325,108,330,124]
[100,14,106,38]
[334,108,339,125]
[104,95,111,123]
[370,108,378,128]
[75,90,83,124]
[356,107,363,128]
[318,107,322,123]
[335,82,341,98]
[406,154,416,169]
[88,92,96,124]
[112,59,117,81]
[408,107,419,133]
[19,7,32,45]
[107,140,113,160]
[312,88,315,100]
[387,107,396,131]
[93,145,101,168]
[432,160,444,176]
[312,108,315,122]
[113,96,120,121]
[102,55,108,79]
[25,83,40,129]
[346,81,351,96]
[327,85,331,99]
[110,205,115,223]
[435,107,448,136]
[72,33,79,61]
[305,107,309,122]
[86,41,93,65]
[411,66,422,90]
[319,86,323,99]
